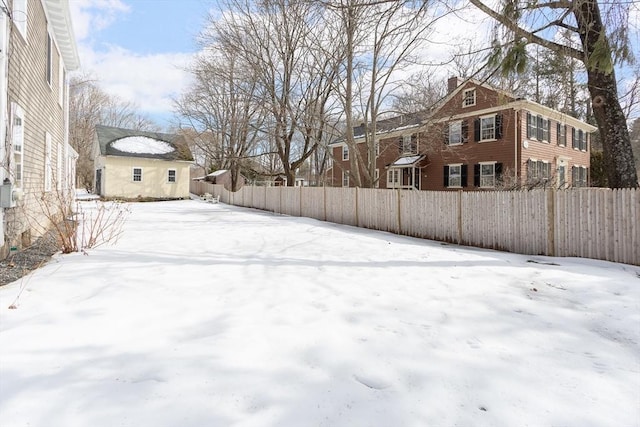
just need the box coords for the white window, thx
[11,103,25,189]
[462,88,476,107]
[448,164,462,187]
[374,140,379,157]
[13,0,27,38]
[448,121,462,145]
[480,162,495,188]
[374,168,379,188]
[342,145,349,161]
[44,133,52,192]
[133,167,142,182]
[387,169,400,188]
[480,115,496,141]
[342,171,349,187]
[401,134,415,154]
[167,169,176,183]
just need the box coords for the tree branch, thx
[468,0,584,61]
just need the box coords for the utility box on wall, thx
[0,179,18,208]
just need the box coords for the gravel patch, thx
[0,231,60,287]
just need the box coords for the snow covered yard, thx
[1,199,638,427]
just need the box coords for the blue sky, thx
[87,1,208,55]
[70,0,216,128]
[69,1,639,129]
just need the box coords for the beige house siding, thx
[98,156,191,199]
[2,0,78,257]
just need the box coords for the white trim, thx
[45,133,53,192]
[42,0,80,70]
[448,120,463,145]
[46,31,53,87]
[479,161,497,188]
[462,87,476,107]
[58,53,64,106]
[342,145,349,161]
[10,103,25,189]
[447,163,463,188]
[479,114,497,142]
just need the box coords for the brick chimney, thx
[447,76,463,94]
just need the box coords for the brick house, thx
[328,77,596,191]
[0,0,80,258]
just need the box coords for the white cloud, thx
[78,44,193,116]
[69,0,131,42]
[69,1,194,125]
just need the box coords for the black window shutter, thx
[461,164,468,187]
[474,118,480,142]
[527,159,533,179]
[495,114,503,139]
[495,163,503,181]
[461,120,469,143]
[444,125,449,145]
[443,166,449,187]
[556,122,561,145]
[572,128,576,149]
[526,113,532,139]
[536,115,543,140]
[473,164,480,187]
[398,137,403,153]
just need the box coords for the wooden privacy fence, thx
[191,181,639,266]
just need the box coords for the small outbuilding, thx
[203,169,246,191]
[93,125,193,199]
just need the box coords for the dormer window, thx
[462,88,476,107]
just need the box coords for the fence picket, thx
[190,182,639,265]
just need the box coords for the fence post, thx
[323,185,327,221]
[547,188,556,257]
[299,185,303,217]
[355,186,359,227]
[457,190,463,245]
[397,188,402,233]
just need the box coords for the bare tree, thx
[175,47,266,192]
[469,0,638,188]
[391,71,446,114]
[328,0,447,188]
[210,0,338,187]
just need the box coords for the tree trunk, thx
[574,1,638,188]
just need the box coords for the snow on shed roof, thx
[95,125,193,162]
[111,136,175,155]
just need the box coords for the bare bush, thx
[33,187,130,254]
[75,200,130,251]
